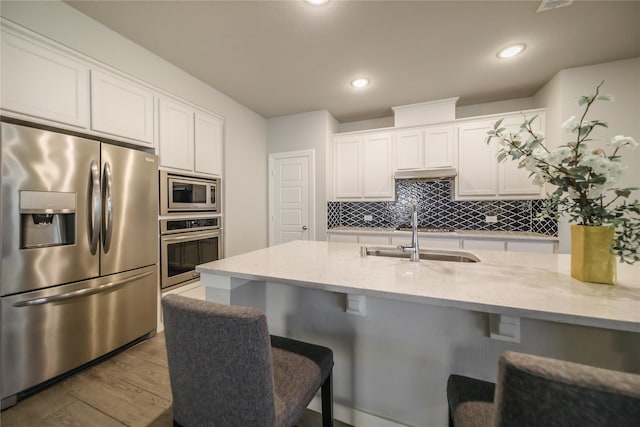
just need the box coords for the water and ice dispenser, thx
[20,191,76,249]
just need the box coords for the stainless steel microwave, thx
[160,171,220,215]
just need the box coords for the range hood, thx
[394,167,457,180]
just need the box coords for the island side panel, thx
[230,280,640,427]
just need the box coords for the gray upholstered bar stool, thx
[162,294,334,427]
[447,351,640,427]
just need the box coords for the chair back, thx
[494,351,640,427]
[162,294,276,426]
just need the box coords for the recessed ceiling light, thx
[351,78,370,88]
[497,44,526,59]
[304,0,329,6]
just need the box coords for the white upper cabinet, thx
[497,115,545,197]
[334,133,393,200]
[158,97,223,177]
[1,25,90,129]
[424,125,454,168]
[456,119,498,197]
[455,111,545,200]
[363,133,394,198]
[194,112,223,177]
[395,129,425,170]
[158,97,195,172]
[90,70,154,146]
[335,135,362,198]
[394,125,454,170]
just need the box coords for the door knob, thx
[302,225,308,230]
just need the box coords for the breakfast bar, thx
[197,241,640,426]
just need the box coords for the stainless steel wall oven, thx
[160,216,223,290]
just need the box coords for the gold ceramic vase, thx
[570,224,617,285]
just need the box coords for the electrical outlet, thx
[485,215,498,223]
[363,215,373,222]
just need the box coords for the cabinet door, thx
[363,133,393,198]
[395,129,425,170]
[456,120,497,197]
[328,234,358,243]
[90,70,154,146]
[1,28,89,128]
[158,98,194,172]
[424,125,454,168]
[462,239,506,251]
[335,136,362,198]
[498,115,545,197]
[358,235,391,245]
[194,112,223,176]
[506,241,556,253]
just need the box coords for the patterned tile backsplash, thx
[327,179,557,236]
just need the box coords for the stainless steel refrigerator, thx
[0,122,159,409]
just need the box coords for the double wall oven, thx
[160,171,223,290]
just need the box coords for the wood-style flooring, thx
[0,333,349,427]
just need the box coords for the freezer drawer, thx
[0,266,157,402]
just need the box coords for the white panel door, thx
[273,156,310,245]
[335,136,362,198]
[1,28,89,128]
[424,125,454,168]
[158,98,194,172]
[395,129,425,170]
[456,120,497,197]
[363,133,393,198]
[498,114,545,197]
[194,112,223,176]
[90,70,154,146]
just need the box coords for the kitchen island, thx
[197,241,640,427]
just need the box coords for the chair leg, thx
[321,370,334,427]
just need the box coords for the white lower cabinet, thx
[391,235,461,249]
[158,97,223,177]
[358,235,392,245]
[461,239,506,251]
[329,232,556,253]
[90,70,155,146]
[328,234,359,243]
[506,241,557,254]
[1,25,90,129]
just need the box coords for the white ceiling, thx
[65,0,640,123]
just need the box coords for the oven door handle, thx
[162,230,220,242]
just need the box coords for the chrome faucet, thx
[399,198,420,262]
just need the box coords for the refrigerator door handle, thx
[88,161,101,255]
[102,162,113,253]
[12,271,153,307]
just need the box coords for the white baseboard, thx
[308,396,410,427]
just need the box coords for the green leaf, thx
[493,118,504,129]
[597,94,612,101]
[578,96,590,106]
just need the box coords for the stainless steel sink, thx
[363,247,480,263]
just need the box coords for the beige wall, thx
[1,1,269,256]
[267,110,338,242]
[534,58,640,253]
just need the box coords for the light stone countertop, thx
[198,240,640,333]
[328,226,559,241]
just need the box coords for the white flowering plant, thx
[486,82,640,264]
